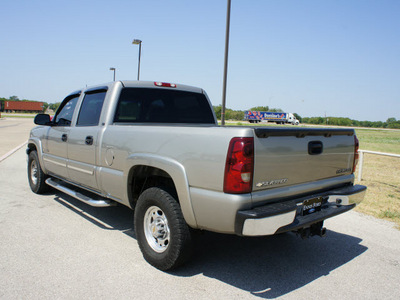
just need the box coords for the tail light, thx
[224,137,254,194]
[352,135,359,173]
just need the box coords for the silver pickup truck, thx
[27,81,366,270]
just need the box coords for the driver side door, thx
[42,93,80,179]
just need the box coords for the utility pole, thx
[109,67,116,81]
[221,0,231,126]
[132,39,142,80]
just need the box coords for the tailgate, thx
[252,128,355,191]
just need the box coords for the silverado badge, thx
[256,178,288,187]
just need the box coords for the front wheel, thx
[134,187,192,271]
[27,150,48,194]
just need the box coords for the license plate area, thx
[302,197,323,216]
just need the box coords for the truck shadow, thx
[175,231,367,298]
[53,192,367,299]
[53,194,136,237]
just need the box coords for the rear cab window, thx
[113,88,215,124]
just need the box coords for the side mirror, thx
[34,114,51,125]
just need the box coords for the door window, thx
[54,95,80,126]
[77,91,106,126]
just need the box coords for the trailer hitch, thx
[296,221,327,239]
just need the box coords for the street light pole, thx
[109,67,116,81]
[132,39,142,80]
[221,0,231,126]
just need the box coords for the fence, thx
[358,150,400,181]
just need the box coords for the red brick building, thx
[4,101,44,113]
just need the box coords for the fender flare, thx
[27,138,48,174]
[125,153,198,228]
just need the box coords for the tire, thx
[28,150,48,194]
[134,187,193,271]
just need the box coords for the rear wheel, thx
[134,187,192,271]
[28,150,48,194]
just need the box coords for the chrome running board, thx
[46,178,115,207]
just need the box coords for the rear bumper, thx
[235,184,367,236]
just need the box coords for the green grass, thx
[353,131,400,228]
[379,209,400,220]
[355,129,400,154]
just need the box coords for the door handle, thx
[61,134,68,142]
[308,141,323,155]
[85,136,94,145]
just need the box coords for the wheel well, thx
[27,143,37,154]
[128,165,178,209]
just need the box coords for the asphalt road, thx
[1,140,400,299]
[0,117,34,160]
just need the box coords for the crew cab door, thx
[42,93,80,179]
[67,88,107,191]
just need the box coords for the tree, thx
[269,108,284,113]
[42,102,49,112]
[386,118,400,129]
[225,109,244,120]
[9,95,19,101]
[249,106,269,111]
[293,113,302,122]
[213,105,245,121]
[213,105,222,119]
[49,102,61,111]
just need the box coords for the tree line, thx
[301,116,400,129]
[212,105,399,129]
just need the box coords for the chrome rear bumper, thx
[236,184,367,236]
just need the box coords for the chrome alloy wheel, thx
[30,159,38,186]
[143,206,170,253]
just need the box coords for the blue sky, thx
[1,0,399,122]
